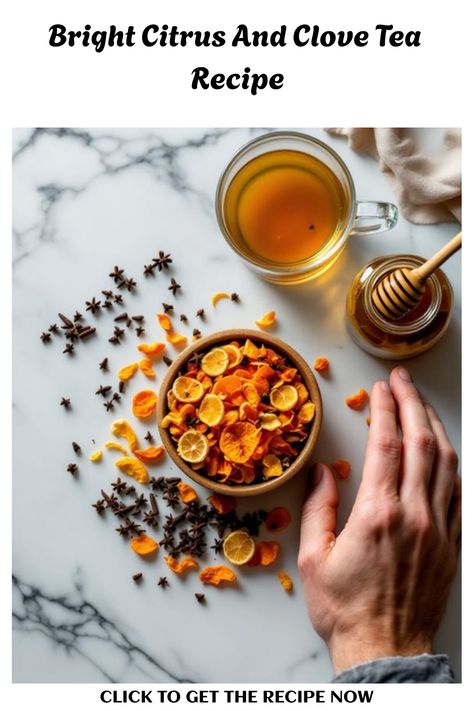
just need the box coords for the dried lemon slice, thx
[259,413,282,431]
[223,530,256,566]
[198,394,225,427]
[270,384,298,412]
[177,429,209,463]
[298,401,316,423]
[172,376,205,403]
[201,347,229,376]
[263,453,283,478]
[222,344,242,369]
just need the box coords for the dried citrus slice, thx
[270,384,298,412]
[259,413,282,431]
[223,530,256,566]
[298,401,316,423]
[177,429,209,463]
[172,376,205,403]
[263,453,283,478]
[222,344,242,369]
[198,394,225,427]
[219,422,261,463]
[201,347,229,376]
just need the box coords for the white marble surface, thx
[12,128,461,683]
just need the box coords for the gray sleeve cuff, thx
[332,654,455,683]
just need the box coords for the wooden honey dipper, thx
[372,232,462,320]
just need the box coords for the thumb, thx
[299,463,339,563]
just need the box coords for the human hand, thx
[298,367,461,674]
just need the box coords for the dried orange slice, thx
[222,344,242,369]
[223,530,256,566]
[298,401,316,423]
[263,453,283,478]
[219,422,261,464]
[201,347,229,376]
[259,413,282,431]
[172,376,205,403]
[198,394,225,427]
[270,384,298,412]
[177,429,209,463]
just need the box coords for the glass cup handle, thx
[351,201,398,235]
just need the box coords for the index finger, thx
[358,380,401,497]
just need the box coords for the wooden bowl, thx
[157,329,322,497]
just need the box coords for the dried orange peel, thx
[118,363,138,382]
[114,456,149,484]
[199,565,237,586]
[157,313,172,332]
[162,338,316,486]
[265,507,291,532]
[137,342,166,357]
[211,292,230,307]
[278,571,293,592]
[345,389,369,411]
[247,541,280,567]
[130,534,159,556]
[177,481,198,503]
[134,446,165,464]
[331,459,352,480]
[132,390,158,419]
[165,556,199,575]
[111,419,139,452]
[314,357,330,374]
[256,311,277,329]
[138,359,156,378]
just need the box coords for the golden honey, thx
[346,255,454,359]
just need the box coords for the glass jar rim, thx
[214,130,357,274]
[363,255,442,334]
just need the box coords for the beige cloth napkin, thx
[325,128,461,224]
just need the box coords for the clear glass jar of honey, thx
[346,255,454,359]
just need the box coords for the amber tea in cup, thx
[216,132,398,284]
[223,149,348,265]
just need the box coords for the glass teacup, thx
[215,131,398,284]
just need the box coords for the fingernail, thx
[398,367,412,382]
[313,463,324,486]
[379,380,390,392]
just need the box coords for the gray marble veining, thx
[12,128,461,683]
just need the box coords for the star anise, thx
[134,494,148,510]
[92,499,105,514]
[125,485,136,497]
[149,476,165,491]
[48,323,59,334]
[109,266,124,283]
[73,311,84,322]
[231,292,240,302]
[60,397,71,409]
[102,290,113,299]
[210,538,224,554]
[102,300,113,310]
[162,302,174,314]
[113,326,125,338]
[112,392,121,403]
[63,342,75,355]
[179,314,188,323]
[95,385,111,397]
[101,489,120,510]
[85,297,101,314]
[128,521,146,536]
[153,251,173,271]
[188,352,202,368]
[67,463,78,475]
[104,400,115,412]
[157,576,169,588]
[115,523,130,537]
[113,293,124,304]
[196,308,205,318]
[143,511,159,527]
[143,264,155,276]
[135,326,145,337]
[40,331,51,343]
[121,278,137,292]
[168,278,181,296]
[111,477,128,495]
[144,431,153,443]
[195,593,205,603]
